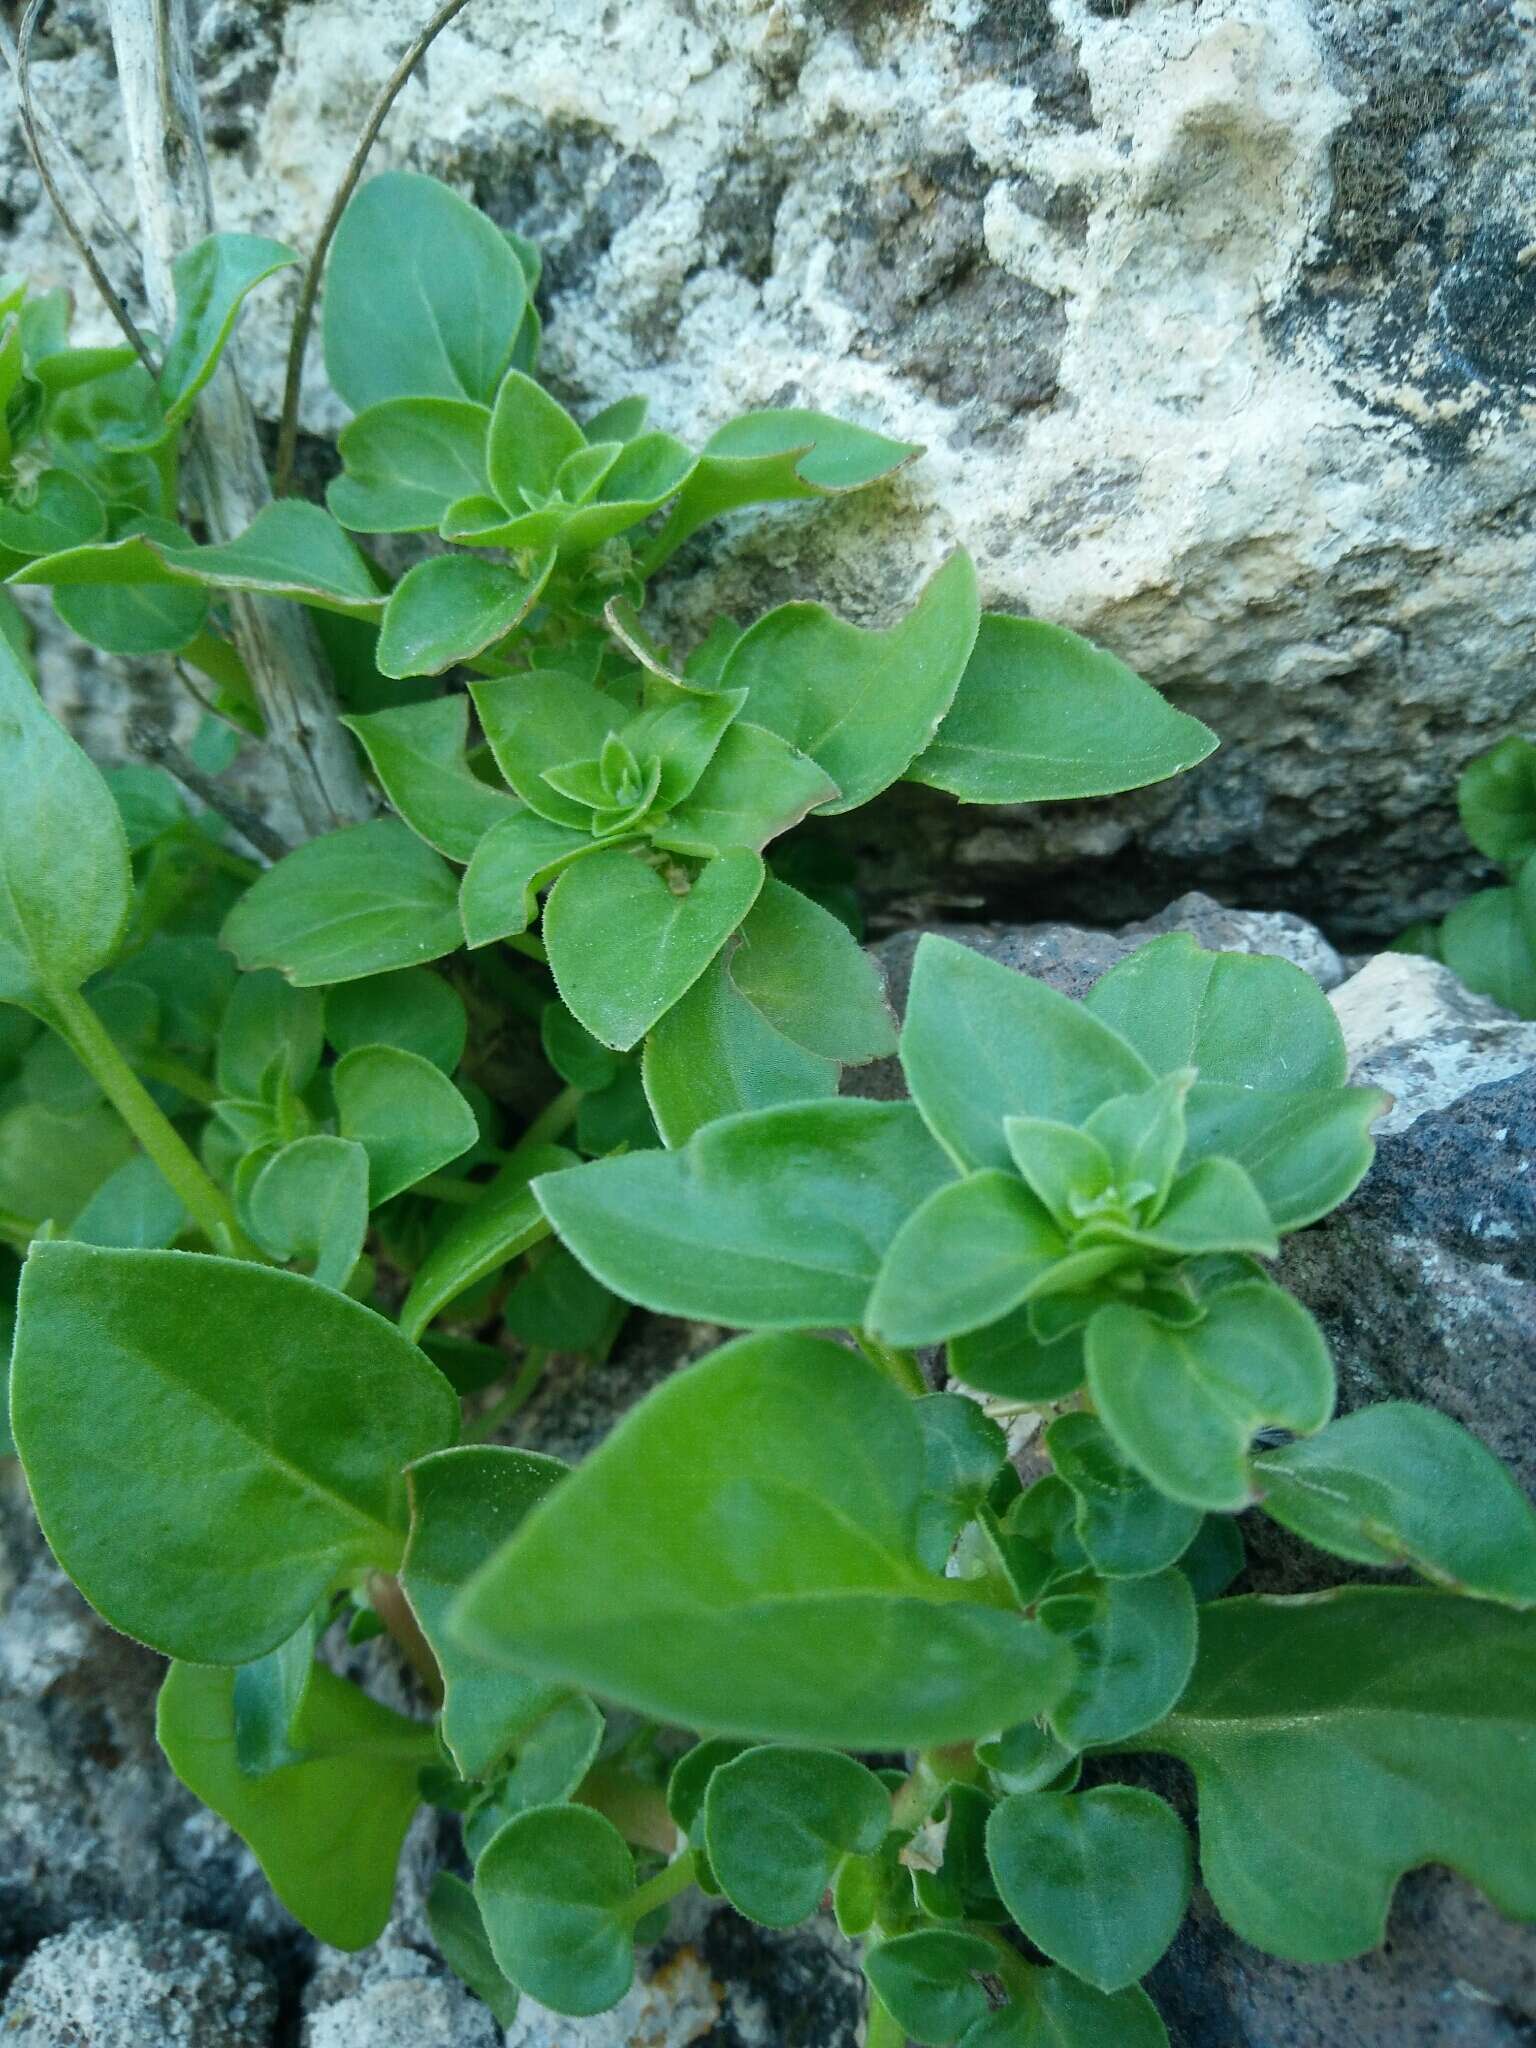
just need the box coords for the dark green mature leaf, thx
[1046,1413,1201,1579]
[462,1694,605,1859]
[544,845,766,1049]
[949,1309,1087,1404]
[51,563,208,656]
[223,819,463,985]
[0,1101,131,1225]
[959,1970,1168,2048]
[535,1099,953,1329]
[344,697,517,862]
[645,407,921,566]
[0,468,104,554]
[453,1332,1075,1747]
[231,1609,323,1775]
[324,172,527,410]
[459,810,599,947]
[329,397,491,532]
[903,936,1155,1174]
[402,1446,569,1777]
[729,878,895,1061]
[1254,1403,1536,1606]
[1087,1283,1334,1512]
[705,1745,890,1926]
[864,1931,995,2045]
[159,233,297,426]
[398,1144,574,1343]
[641,949,838,1147]
[910,613,1216,803]
[986,1788,1191,1992]
[1130,1589,1536,1961]
[0,633,130,1003]
[502,1241,625,1355]
[914,1392,1009,1570]
[158,1660,433,1951]
[1040,1568,1198,1749]
[476,1804,636,2016]
[718,550,979,813]
[1440,886,1536,1016]
[1085,934,1348,1091]
[427,1873,521,2027]
[333,1044,478,1202]
[1180,1081,1385,1231]
[324,966,467,1073]
[68,1150,186,1249]
[376,551,553,678]
[247,1134,368,1288]
[180,503,385,617]
[1459,735,1536,867]
[216,970,323,1096]
[867,1171,1069,1347]
[11,1243,456,1662]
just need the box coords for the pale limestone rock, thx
[1332,949,1536,1132]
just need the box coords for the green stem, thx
[622,1847,698,1927]
[864,1993,909,2048]
[468,1347,550,1442]
[135,1051,219,1107]
[856,1331,928,1399]
[520,1082,582,1150]
[49,987,257,1258]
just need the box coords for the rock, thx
[0,1918,277,2047]
[6,3,1534,935]
[302,1942,502,2048]
[1331,950,1536,1134]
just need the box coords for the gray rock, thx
[1331,950,1536,1134]
[6,3,1534,933]
[0,1918,277,2047]
[302,1943,502,2048]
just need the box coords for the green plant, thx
[1394,733,1536,1015]
[3,163,1535,2048]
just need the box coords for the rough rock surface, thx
[5,1,1534,936]
[0,1919,277,2047]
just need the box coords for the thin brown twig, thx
[127,711,293,862]
[272,0,474,495]
[13,0,159,373]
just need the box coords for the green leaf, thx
[1254,1402,1536,1606]
[544,845,766,1050]
[718,550,980,813]
[915,1392,1009,1570]
[1440,885,1536,1016]
[67,1150,186,1249]
[976,1723,1079,1797]
[329,397,491,533]
[1087,1282,1334,1512]
[648,718,839,856]
[376,551,553,678]
[47,523,208,655]
[864,1931,995,2045]
[158,1659,430,1950]
[343,697,518,863]
[453,1331,1075,1748]
[159,233,298,426]
[1131,1588,1536,1961]
[1180,1081,1385,1231]
[333,1044,477,1202]
[398,1144,574,1343]
[705,1745,890,1926]
[903,936,1155,1174]
[0,632,130,1004]
[1046,1413,1201,1579]
[247,1134,368,1287]
[1104,1157,1278,1259]
[12,1242,455,1662]
[867,1171,1069,1348]
[986,1787,1191,1992]
[462,1695,605,1859]
[1040,1568,1198,1749]
[470,669,623,828]
[501,1242,624,1355]
[535,1098,953,1329]
[541,1004,620,1092]
[641,948,838,1147]
[1459,735,1536,867]
[427,1873,521,2027]
[230,1609,323,1775]
[909,611,1216,803]
[486,369,586,504]
[729,877,895,1060]
[0,1101,131,1224]
[645,407,921,565]
[475,1804,636,2016]
[216,970,323,1096]
[402,1445,569,1777]
[949,1309,1087,1404]
[0,468,105,555]
[1085,934,1348,1091]
[324,966,467,1073]
[960,1970,1168,2048]
[914,1781,1007,1923]
[223,819,464,986]
[324,171,528,409]
[459,810,599,947]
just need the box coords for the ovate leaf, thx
[1458,735,1536,867]
[247,1134,369,1288]
[343,696,518,862]
[866,1171,1068,1348]
[729,877,895,1061]
[475,1804,636,2016]
[1180,1081,1385,1231]
[159,233,298,426]
[398,1143,573,1343]
[333,1044,477,1202]
[427,1873,521,2027]
[329,397,491,533]
[1440,886,1536,1016]
[960,1970,1168,2048]
[11,1243,456,1662]
[324,966,467,1073]
[453,1332,1075,1748]
[864,1931,995,2046]
[376,551,553,678]
[1040,1568,1198,1750]
[459,810,598,947]
[1130,1589,1536,1961]
[1046,1413,1202,1579]
[704,1745,890,1926]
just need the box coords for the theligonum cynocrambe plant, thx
[2,167,1535,2048]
